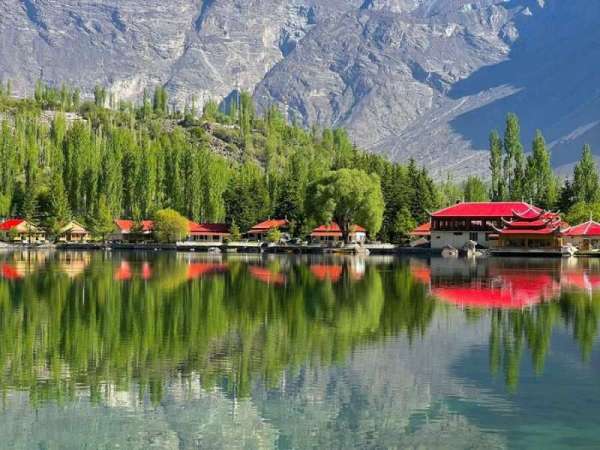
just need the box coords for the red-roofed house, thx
[0,219,46,243]
[247,219,289,241]
[187,222,230,243]
[310,223,367,244]
[495,208,564,251]
[110,220,155,242]
[564,220,600,251]
[429,202,543,249]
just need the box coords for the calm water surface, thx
[1,251,600,449]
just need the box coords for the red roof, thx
[432,202,541,218]
[248,219,289,233]
[311,223,366,236]
[115,220,154,233]
[564,220,600,237]
[411,222,431,236]
[188,222,230,235]
[0,219,25,231]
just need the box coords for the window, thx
[469,232,478,242]
[453,232,463,236]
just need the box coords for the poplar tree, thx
[503,113,525,200]
[489,130,504,200]
[526,130,557,209]
[572,144,600,204]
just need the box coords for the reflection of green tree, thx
[0,255,437,405]
[485,291,600,392]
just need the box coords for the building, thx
[310,223,367,245]
[563,220,600,251]
[0,219,46,243]
[495,208,564,251]
[429,202,545,249]
[109,220,154,242]
[187,222,230,243]
[247,219,289,241]
[410,223,431,240]
[57,221,91,242]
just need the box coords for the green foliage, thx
[463,176,488,202]
[489,130,505,200]
[573,144,599,204]
[153,208,189,243]
[266,228,283,243]
[308,168,385,240]
[525,130,558,209]
[564,201,600,225]
[393,206,417,243]
[0,85,442,242]
[230,220,241,241]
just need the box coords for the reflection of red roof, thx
[188,222,230,235]
[114,261,133,281]
[311,265,343,282]
[562,271,600,291]
[411,223,431,236]
[248,219,289,233]
[411,266,431,285]
[0,219,25,231]
[311,223,366,237]
[432,202,541,218]
[249,266,286,285]
[187,263,229,279]
[433,272,559,309]
[141,262,152,280]
[564,220,600,237]
[1,263,23,280]
[115,220,154,233]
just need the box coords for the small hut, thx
[57,221,91,243]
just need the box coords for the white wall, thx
[430,231,489,249]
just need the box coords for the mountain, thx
[1,0,599,177]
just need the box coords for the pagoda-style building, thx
[493,206,564,251]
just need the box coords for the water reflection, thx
[1,252,600,448]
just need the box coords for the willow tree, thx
[308,168,384,242]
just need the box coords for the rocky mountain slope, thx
[1,0,598,176]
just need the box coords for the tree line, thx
[488,112,600,224]
[0,82,449,242]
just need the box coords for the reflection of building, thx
[57,221,91,243]
[563,220,600,251]
[411,259,562,309]
[310,223,366,245]
[247,219,289,241]
[187,263,228,280]
[187,223,230,243]
[310,264,343,282]
[58,252,91,278]
[248,266,286,285]
[429,202,544,249]
[0,219,46,243]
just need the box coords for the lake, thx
[1,251,599,449]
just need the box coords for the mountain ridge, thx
[1,0,598,177]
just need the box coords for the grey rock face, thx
[1,0,599,177]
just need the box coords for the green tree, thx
[47,173,71,234]
[526,130,557,209]
[307,169,385,242]
[392,206,417,243]
[489,130,505,200]
[503,113,526,200]
[93,195,115,241]
[153,208,189,243]
[463,176,488,202]
[572,144,599,204]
